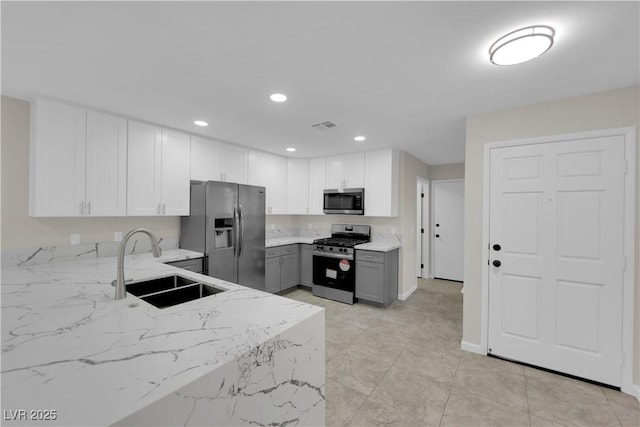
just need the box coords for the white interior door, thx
[488,135,625,386]
[432,180,464,281]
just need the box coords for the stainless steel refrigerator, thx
[180,181,265,290]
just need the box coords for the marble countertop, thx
[1,250,323,426]
[266,236,321,247]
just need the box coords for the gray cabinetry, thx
[300,244,313,287]
[265,245,299,293]
[165,257,203,274]
[356,249,398,307]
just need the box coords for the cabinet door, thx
[247,150,268,187]
[265,257,281,293]
[308,157,326,214]
[127,121,162,216]
[221,144,247,184]
[344,152,365,188]
[287,158,309,214]
[161,129,190,216]
[266,155,288,214]
[85,111,127,216]
[30,99,86,217]
[364,149,399,217]
[325,155,344,189]
[355,260,384,303]
[190,135,222,181]
[300,244,314,286]
[280,252,299,291]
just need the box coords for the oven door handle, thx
[313,252,354,260]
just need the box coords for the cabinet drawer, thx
[265,247,281,259]
[165,258,203,273]
[356,250,385,263]
[280,244,298,255]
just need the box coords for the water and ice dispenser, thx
[213,218,233,249]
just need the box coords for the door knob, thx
[435,234,440,238]
[493,260,501,267]
[493,244,501,251]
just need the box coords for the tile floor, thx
[283,278,640,427]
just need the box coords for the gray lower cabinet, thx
[265,245,299,293]
[300,244,313,287]
[165,257,204,274]
[355,249,398,307]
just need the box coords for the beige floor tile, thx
[452,364,528,411]
[326,341,345,362]
[367,316,425,340]
[526,372,619,426]
[327,347,391,396]
[325,378,368,427]
[601,387,640,427]
[348,330,408,365]
[394,341,460,383]
[368,364,451,425]
[347,398,434,427]
[326,323,366,348]
[441,388,530,427]
[458,351,524,376]
[529,414,570,426]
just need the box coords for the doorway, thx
[483,128,636,391]
[431,180,464,282]
[416,178,429,278]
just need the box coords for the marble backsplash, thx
[1,236,179,268]
[3,227,402,268]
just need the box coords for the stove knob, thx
[329,247,333,251]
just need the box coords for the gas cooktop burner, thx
[313,237,369,248]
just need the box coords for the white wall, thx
[464,85,640,386]
[1,96,180,251]
[429,162,464,181]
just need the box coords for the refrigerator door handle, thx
[238,204,245,258]
[233,204,239,257]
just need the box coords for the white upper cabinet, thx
[190,137,247,184]
[308,157,326,214]
[364,149,399,217]
[190,135,222,182]
[30,99,127,217]
[325,152,365,189]
[266,154,288,214]
[127,121,190,216]
[287,158,309,214]
[85,111,128,216]
[221,144,247,184]
[247,150,268,187]
[160,129,190,216]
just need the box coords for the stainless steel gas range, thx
[312,224,371,304]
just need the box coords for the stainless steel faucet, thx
[114,228,162,299]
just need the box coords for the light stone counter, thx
[1,250,325,426]
[265,236,321,247]
[355,237,402,252]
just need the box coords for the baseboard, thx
[398,284,417,301]
[460,340,484,355]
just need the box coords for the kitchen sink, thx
[126,275,198,296]
[123,274,227,308]
[141,283,226,309]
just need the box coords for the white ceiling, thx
[2,1,638,165]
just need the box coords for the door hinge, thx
[421,263,424,269]
[623,160,628,175]
[421,193,425,198]
[421,228,424,233]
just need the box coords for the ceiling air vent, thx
[312,121,337,130]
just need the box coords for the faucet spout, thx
[115,228,162,300]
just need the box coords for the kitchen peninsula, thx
[1,250,325,426]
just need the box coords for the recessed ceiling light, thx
[270,93,287,102]
[489,25,555,66]
[193,120,208,127]
[354,136,366,142]
[286,147,296,152]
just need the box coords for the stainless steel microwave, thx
[323,188,365,215]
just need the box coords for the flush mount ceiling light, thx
[193,120,208,127]
[489,25,555,66]
[286,147,296,152]
[270,93,287,102]
[354,136,366,142]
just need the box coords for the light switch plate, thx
[114,232,122,242]
[70,234,80,245]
